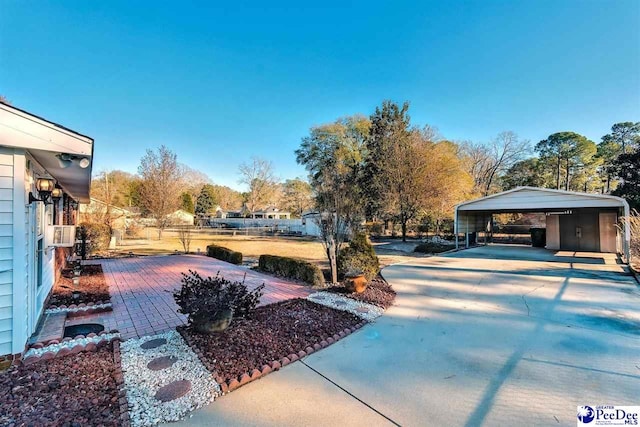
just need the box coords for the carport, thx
[454,187,631,263]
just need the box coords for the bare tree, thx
[177,225,193,253]
[138,146,184,238]
[238,157,278,215]
[462,131,530,196]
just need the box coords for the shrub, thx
[258,255,325,288]
[337,232,379,281]
[414,242,456,254]
[174,270,264,331]
[77,222,111,255]
[206,244,243,265]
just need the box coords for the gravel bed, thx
[307,291,384,321]
[0,344,121,426]
[327,276,396,309]
[48,264,110,307]
[120,330,219,426]
[24,333,120,358]
[45,302,113,314]
[181,298,361,383]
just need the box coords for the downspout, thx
[623,200,631,264]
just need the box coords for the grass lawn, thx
[118,229,327,263]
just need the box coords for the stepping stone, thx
[147,356,178,371]
[355,307,369,313]
[140,338,167,350]
[312,295,326,300]
[154,380,191,402]
[333,300,347,306]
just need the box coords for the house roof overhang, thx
[0,102,94,202]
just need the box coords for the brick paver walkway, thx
[92,255,313,340]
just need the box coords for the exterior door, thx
[599,212,618,253]
[559,210,600,252]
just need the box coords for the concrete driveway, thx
[172,245,640,427]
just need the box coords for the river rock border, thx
[307,292,384,321]
[21,331,121,365]
[180,319,368,395]
[120,331,219,427]
[45,301,113,317]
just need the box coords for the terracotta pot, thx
[344,274,368,294]
[194,308,233,333]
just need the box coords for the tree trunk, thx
[327,242,338,284]
[556,155,561,190]
[401,219,407,242]
[565,157,570,191]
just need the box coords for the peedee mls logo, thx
[578,406,640,426]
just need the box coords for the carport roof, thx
[456,187,628,213]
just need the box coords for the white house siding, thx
[0,147,13,356]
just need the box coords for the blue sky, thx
[1,1,639,190]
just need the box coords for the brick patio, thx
[84,255,314,340]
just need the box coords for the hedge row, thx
[258,255,325,288]
[206,244,243,265]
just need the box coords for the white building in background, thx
[0,102,93,362]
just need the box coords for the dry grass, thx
[117,229,327,263]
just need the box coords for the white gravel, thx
[45,302,112,314]
[306,292,384,321]
[23,333,120,358]
[120,330,220,427]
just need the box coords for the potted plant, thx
[343,269,368,294]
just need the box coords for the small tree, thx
[177,225,193,253]
[238,157,278,215]
[138,146,184,238]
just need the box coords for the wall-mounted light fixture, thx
[51,185,63,200]
[28,178,56,204]
[57,154,90,169]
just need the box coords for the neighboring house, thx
[168,209,195,226]
[251,206,291,219]
[78,198,135,230]
[0,102,93,362]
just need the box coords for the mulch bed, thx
[179,298,361,383]
[327,275,396,309]
[48,264,111,307]
[0,345,121,426]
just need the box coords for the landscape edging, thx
[113,339,132,427]
[21,330,121,365]
[179,319,368,395]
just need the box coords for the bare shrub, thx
[177,225,193,253]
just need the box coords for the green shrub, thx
[206,244,243,265]
[414,242,456,254]
[258,255,325,287]
[337,232,379,281]
[77,222,111,255]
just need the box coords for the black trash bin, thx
[530,228,546,248]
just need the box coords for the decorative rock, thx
[355,306,370,313]
[306,291,384,321]
[154,380,192,402]
[140,338,167,350]
[147,356,178,371]
[333,300,347,306]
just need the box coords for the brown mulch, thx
[48,264,110,307]
[180,298,361,382]
[0,345,121,426]
[327,275,396,309]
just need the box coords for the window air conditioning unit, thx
[48,225,76,247]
